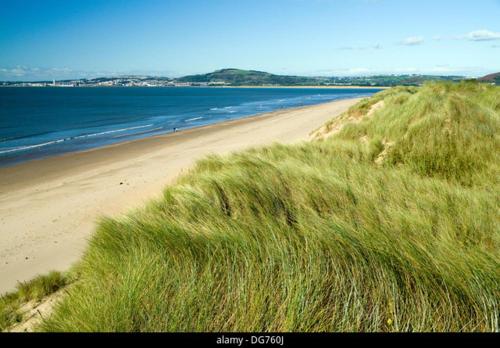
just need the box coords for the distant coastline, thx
[0,68,467,88]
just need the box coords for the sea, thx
[0,87,381,167]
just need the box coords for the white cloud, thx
[400,36,424,46]
[0,66,91,81]
[464,29,500,41]
[0,66,30,77]
[0,66,180,81]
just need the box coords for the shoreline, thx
[0,98,360,173]
[0,101,331,187]
[0,97,361,293]
[0,90,382,169]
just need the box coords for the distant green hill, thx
[176,68,464,87]
[177,68,321,86]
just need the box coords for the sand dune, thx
[0,98,360,293]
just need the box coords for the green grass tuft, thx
[0,271,69,331]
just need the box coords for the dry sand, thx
[0,98,360,293]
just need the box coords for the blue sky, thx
[1,0,499,80]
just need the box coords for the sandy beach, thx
[0,98,360,293]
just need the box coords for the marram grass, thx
[0,271,69,330]
[41,82,499,332]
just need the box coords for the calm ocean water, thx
[0,87,381,166]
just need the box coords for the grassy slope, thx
[41,82,499,332]
[0,272,69,330]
